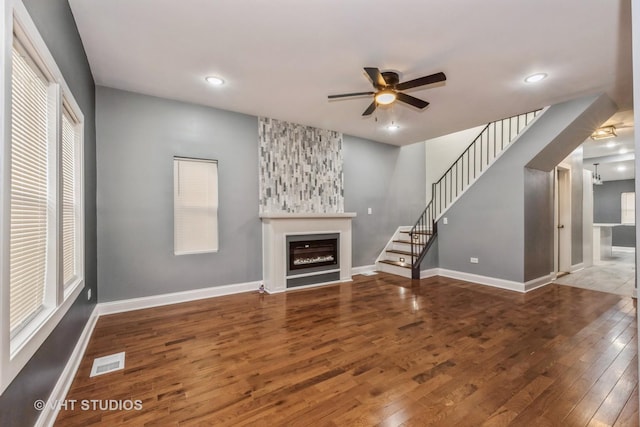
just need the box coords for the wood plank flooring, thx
[56,273,638,426]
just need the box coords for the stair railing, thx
[409,201,437,279]
[409,109,543,279]
[432,110,542,219]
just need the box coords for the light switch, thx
[367,208,372,215]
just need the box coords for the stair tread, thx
[379,260,412,269]
[399,230,432,235]
[393,239,426,245]
[386,249,414,256]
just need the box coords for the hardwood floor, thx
[56,273,638,426]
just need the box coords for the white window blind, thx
[61,108,77,285]
[2,2,87,395]
[9,44,50,334]
[174,158,219,255]
[621,192,635,225]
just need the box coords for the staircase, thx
[376,109,544,279]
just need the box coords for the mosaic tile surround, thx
[259,117,344,214]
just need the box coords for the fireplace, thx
[286,233,340,287]
[259,212,355,293]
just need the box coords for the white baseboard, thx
[420,268,554,293]
[524,273,555,292]
[97,280,262,316]
[35,307,99,427]
[613,246,636,253]
[420,268,439,279]
[437,268,525,293]
[570,263,585,273]
[352,265,376,275]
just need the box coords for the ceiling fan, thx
[328,67,446,116]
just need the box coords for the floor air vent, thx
[90,352,125,377]
[361,271,378,276]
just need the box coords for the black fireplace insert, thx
[286,234,339,275]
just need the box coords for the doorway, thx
[555,165,572,275]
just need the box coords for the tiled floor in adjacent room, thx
[554,248,635,297]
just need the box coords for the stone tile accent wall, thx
[259,117,344,214]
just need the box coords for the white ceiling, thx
[583,110,635,182]
[68,0,633,146]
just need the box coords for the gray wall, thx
[0,0,97,425]
[97,89,426,301]
[438,94,616,283]
[343,136,426,267]
[420,236,439,269]
[96,87,262,302]
[524,168,554,280]
[523,145,586,279]
[594,179,636,247]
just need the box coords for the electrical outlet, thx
[443,217,448,225]
[367,207,372,215]
[87,288,92,300]
[470,257,479,264]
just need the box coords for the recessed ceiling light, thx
[386,124,400,131]
[205,76,225,86]
[524,73,548,83]
[617,165,627,172]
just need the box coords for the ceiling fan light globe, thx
[375,91,396,105]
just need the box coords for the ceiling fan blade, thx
[364,67,387,88]
[396,92,430,109]
[328,91,374,99]
[396,72,446,91]
[362,101,377,116]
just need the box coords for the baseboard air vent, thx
[90,352,125,377]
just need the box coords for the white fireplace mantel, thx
[260,212,356,293]
[259,213,357,219]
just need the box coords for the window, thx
[1,1,84,395]
[62,106,82,288]
[174,157,219,255]
[621,192,635,225]
[9,42,50,337]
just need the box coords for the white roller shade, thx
[9,44,50,334]
[174,158,219,255]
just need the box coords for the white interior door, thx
[583,169,594,268]
[555,166,572,274]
